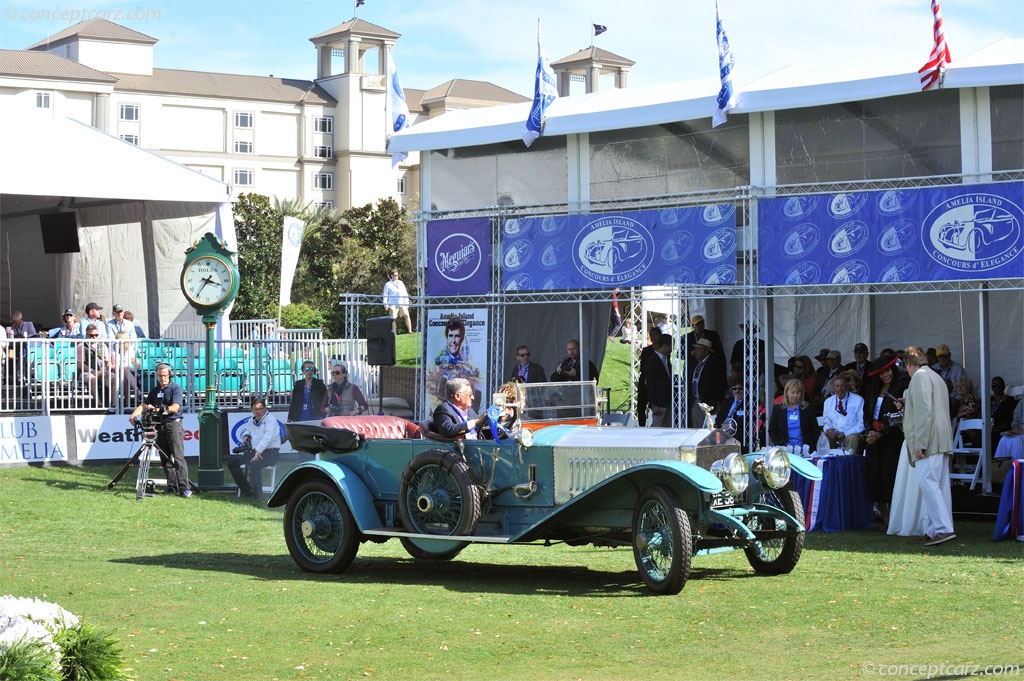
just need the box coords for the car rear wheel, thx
[284,479,360,573]
[399,449,482,537]
[744,485,805,575]
[632,484,692,595]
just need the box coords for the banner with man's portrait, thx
[424,308,488,414]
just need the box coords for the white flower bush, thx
[0,595,80,678]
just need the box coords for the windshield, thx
[514,380,601,425]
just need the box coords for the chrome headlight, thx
[710,451,749,495]
[518,428,534,448]
[753,447,792,489]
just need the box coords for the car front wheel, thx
[744,485,805,575]
[632,484,692,595]
[284,479,360,573]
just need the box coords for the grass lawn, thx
[2,464,1021,680]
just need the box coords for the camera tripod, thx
[107,423,169,499]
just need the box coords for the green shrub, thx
[0,637,54,681]
[54,623,127,681]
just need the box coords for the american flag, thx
[919,0,952,90]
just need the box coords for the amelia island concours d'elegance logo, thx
[922,193,1024,272]
[572,214,655,285]
[433,232,483,283]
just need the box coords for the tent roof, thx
[0,117,230,216]
[389,38,1024,153]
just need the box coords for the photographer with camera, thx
[862,355,905,530]
[129,363,190,497]
[550,339,599,383]
[226,398,281,500]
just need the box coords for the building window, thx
[313,145,333,159]
[36,92,51,109]
[234,140,253,154]
[120,134,139,145]
[233,169,254,186]
[316,201,334,209]
[313,173,333,190]
[314,116,333,133]
[396,177,406,195]
[119,104,139,121]
[234,112,254,128]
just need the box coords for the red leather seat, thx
[321,415,421,440]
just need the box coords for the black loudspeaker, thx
[39,212,81,254]
[365,316,396,366]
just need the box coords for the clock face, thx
[182,256,234,307]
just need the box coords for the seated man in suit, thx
[432,377,479,440]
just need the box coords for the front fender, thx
[511,460,722,543]
[266,459,381,532]
[744,450,822,482]
[787,453,823,481]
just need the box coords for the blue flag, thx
[593,24,607,36]
[523,19,558,147]
[386,50,410,166]
[712,0,737,128]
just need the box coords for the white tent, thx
[390,39,1024,153]
[0,116,234,336]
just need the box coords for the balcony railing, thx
[0,337,369,416]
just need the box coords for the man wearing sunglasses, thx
[287,361,327,422]
[77,323,117,407]
[508,345,546,384]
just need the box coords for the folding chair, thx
[949,418,985,491]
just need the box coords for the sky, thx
[1,0,1022,97]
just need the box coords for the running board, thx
[362,528,515,544]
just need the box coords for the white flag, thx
[712,0,737,128]
[279,216,304,306]
[523,19,558,147]
[386,50,411,167]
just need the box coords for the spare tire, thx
[398,449,482,537]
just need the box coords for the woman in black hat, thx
[862,355,905,530]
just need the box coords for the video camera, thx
[231,441,254,456]
[137,408,167,430]
[884,410,904,428]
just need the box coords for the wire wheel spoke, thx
[294,492,344,559]
[407,464,464,533]
[637,501,673,579]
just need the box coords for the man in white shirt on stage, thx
[383,269,413,334]
[822,374,865,453]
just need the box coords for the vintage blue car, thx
[268,382,822,595]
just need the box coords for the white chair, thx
[949,418,985,490]
[236,463,278,497]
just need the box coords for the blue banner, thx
[758,182,1024,286]
[501,206,737,291]
[426,218,491,296]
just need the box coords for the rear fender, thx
[266,460,381,531]
[511,460,722,542]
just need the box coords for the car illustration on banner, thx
[935,206,1017,257]
[573,215,654,284]
[922,193,1024,272]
